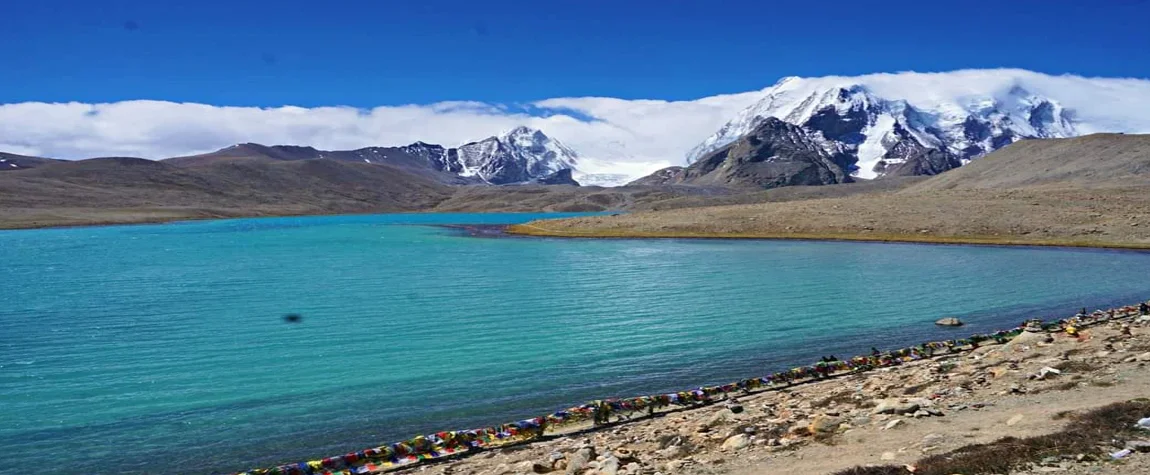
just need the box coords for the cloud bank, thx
[0,89,766,177]
[2,69,1149,179]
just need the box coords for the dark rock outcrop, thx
[529,168,580,186]
[632,118,854,189]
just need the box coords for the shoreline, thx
[8,210,1150,253]
[234,302,1150,475]
[504,223,1150,251]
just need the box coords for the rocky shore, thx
[383,312,1150,475]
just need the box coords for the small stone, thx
[883,419,905,430]
[624,463,641,474]
[1007,414,1025,427]
[726,403,744,414]
[935,317,963,327]
[912,410,930,418]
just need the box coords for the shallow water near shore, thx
[2,212,1149,475]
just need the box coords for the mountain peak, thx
[686,70,1085,178]
[456,127,579,184]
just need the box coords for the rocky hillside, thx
[630,118,853,189]
[686,71,1106,180]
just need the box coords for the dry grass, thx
[507,187,1150,250]
[832,399,1150,475]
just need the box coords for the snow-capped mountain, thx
[686,71,1084,179]
[454,126,579,185]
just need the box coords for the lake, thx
[2,213,1148,474]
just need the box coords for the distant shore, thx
[505,223,1150,251]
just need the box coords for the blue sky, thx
[3,0,1149,107]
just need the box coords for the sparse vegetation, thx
[833,400,1150,475]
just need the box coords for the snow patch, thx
[854,115,895,179]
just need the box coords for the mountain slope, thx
[686,70,1133,180]
[512,134,1150,248]
[0,152,62,171]
[0,155,453,213]
[908,133,1150,191]
[165,127,579,186]
[630,118,853,188]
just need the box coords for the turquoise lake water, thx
[2,212,1149,475]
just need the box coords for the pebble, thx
[883,419,905,430]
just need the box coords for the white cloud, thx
[0,88,767,180]
[2,69,1148,181]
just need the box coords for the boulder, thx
[935,317,963,327]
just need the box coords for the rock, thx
[912,410,930,418]
[935,317,963,327]
[566,447,595,475]
[513,461,538,473]
[881,452,897,461]
[532,462,553,474]
[1003,331,1047,350]
[925,408,944,417]
[1007,414,1025,427]
[491,464,512,475]
[1126,440,1150,453]
[1135,352,1150,362]
[883,419,905,430]
[721,434,751,451]
[809,415,843,434]
[624,463,641,474]
[921,433,947,447]
[1033,367,1062,380]
[657,445,687,459]
[599,456,620,475]
[873,399,921,415]
[725,403,744,414]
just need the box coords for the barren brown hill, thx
[0,151,62,171]
[0,156,455,228]
[510,134,1150,249]
[909,133,1150,191]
